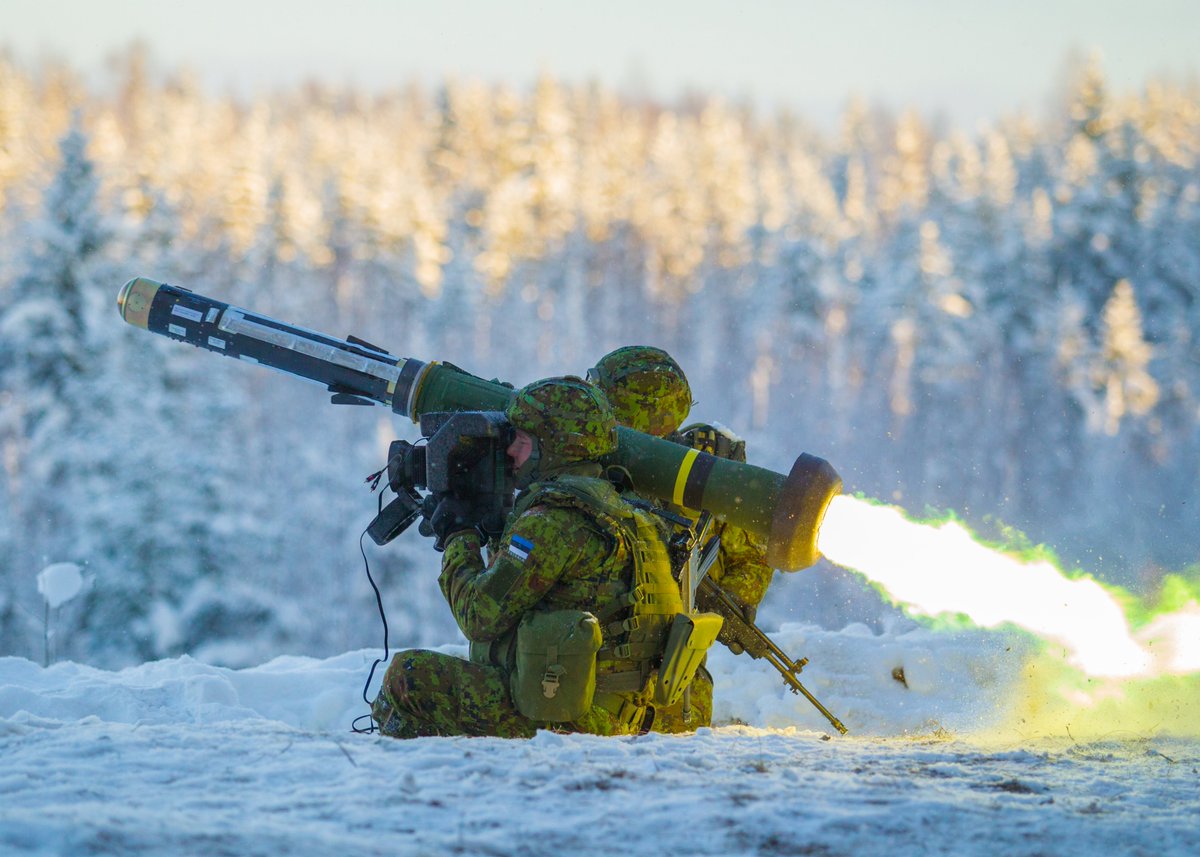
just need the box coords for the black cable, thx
[352,514,390,734]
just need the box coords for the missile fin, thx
[329,385,376,406]
[346,334,391,356]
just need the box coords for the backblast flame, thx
[816,495,1198,681]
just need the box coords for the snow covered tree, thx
[0,115,117,658]
[1094,279,1159,437]
[1,52,1199,661]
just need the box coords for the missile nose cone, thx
[117,277,164,329]
[116,278,133,316]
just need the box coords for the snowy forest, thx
[1,50,1198,669]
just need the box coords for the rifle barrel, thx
[776,667,849,735]
[699,576,847,734]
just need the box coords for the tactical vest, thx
[510,473,682,698]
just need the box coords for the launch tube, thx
[117,277,841,570]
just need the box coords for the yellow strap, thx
[673,448,699,507]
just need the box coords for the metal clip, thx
[541,665,564,699]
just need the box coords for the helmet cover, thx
[505,376,618,482]
[586,346,691,438]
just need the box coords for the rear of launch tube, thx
[118,277,841,571]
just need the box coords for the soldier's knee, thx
[376,650,450,738]
[382,649,438,704]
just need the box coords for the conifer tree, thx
[0,115,116,658]
[1,54,1199,653]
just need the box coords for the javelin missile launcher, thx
[117,277,842,571]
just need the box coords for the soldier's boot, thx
[371,689,408,738]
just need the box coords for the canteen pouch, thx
[511,609,603,722]
[653,612,724,708]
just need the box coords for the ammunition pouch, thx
[653,612,724,708]
[510,609,603,722]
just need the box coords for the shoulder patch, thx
[508,534,534,563]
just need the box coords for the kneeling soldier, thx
[372,376,688,738]
[587,347,774,733]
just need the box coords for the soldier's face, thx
[507,429,534,468]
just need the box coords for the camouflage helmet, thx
[586,346,691,438]
[505,376,618,476]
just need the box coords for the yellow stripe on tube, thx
[673,448,699,507]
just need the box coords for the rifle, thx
[643,501,848,735]
[696,571,848,735]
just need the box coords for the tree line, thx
[0,50,1197,666]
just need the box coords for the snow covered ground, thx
[2,624,1197,856]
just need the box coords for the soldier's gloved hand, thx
[425,495,477,552]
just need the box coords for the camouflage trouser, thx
[372,649,639,739]
[649,664,713,734]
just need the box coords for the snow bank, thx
[0,649,377,733]
[709,621,1023,735]
[0,623,1023,738]
[1,624,1197,856]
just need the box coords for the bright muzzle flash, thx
[816,495,1200,680]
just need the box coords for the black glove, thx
[421,495,477,552]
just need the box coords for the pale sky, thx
[2,0,1197,129]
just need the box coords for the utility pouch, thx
[653,612,724,708]
[511,610,603,722]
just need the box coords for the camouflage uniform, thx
[703,519,773,608]
[372,377,675,739]
[586,348,773,733]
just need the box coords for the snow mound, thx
[0,624,1021,737]
[1,626,1197,856]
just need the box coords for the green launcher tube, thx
[118,277,841,571]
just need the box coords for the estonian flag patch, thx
[508,535,534,563]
